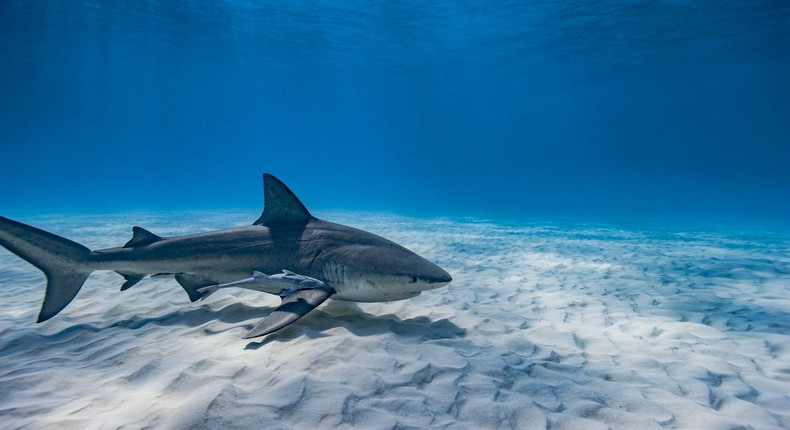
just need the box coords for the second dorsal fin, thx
[253,173,314,226]
[124,226,163,248]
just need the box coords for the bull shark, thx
[0,174,452,338]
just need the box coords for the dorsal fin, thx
[124,226,163,248]
[253,173,313,226]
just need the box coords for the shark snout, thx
[435,268,452,284]
[420,265,452,289]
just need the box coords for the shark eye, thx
[410,276,417,283]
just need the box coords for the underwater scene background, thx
[1,0,788,222]
[1,1,790,429]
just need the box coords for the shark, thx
[0,174,452,338]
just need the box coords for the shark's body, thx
[0,174,452,338]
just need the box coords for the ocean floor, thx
[0,211,789,429]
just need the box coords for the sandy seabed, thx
[1,211,789,430]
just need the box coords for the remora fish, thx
[0,174,452,338]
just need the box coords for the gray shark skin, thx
[0,174,452,338]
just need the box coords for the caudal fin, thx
[0,216,94,322]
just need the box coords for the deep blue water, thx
[1,1,789,223]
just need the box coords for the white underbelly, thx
[319,261,422,302]
[330,271,421,302]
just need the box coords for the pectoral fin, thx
[243,287,334,339]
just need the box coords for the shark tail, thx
[0,216,95,322]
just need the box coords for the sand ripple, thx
[1,211,789,429]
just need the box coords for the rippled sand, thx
[1,211,788,429]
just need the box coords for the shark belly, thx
[321,262,421,302]
[332,286,421,302]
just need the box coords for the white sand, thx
[1,211,788,429]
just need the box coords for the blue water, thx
[1,1,789,223]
